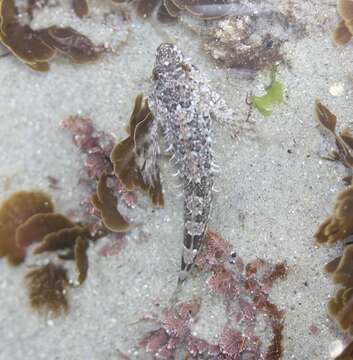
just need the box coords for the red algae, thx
[139,230,287,359]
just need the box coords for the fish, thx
[146,43,247,282]
[147,43,215,282]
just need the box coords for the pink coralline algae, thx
[98,233,126,257]
[139,230,287,359]
[60,116,137,209]
[60,116,138,248]
[60,116,114,179]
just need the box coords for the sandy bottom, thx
[0,1,352,359]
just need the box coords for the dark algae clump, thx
[314,100,353,358]
[16,213,75,248]
[0,191,53,265]
[0,189,104,316]
[0,0,103,71]
[26,262,69,316]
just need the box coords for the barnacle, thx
[0,191,53,265]
[111,94,164,207]
[91,172,130,232]
[26,262,69,316]
[203,14,286,72]
[250,66,284,117]
[315,187,353,244]
[325,244,353,287]
[328,287,353,333]
[74,236,89,284]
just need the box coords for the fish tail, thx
[178,232,205,283]
[178,178,212,283]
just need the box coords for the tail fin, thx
[178,232,205,283]
[178,183,211,283]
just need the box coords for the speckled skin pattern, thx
[148,43,216,282]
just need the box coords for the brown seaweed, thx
[73,0,88,18]
[16,213,74,248]
[74,236,89,284]
[91,172,130,232]
[338,0,353,21]
[328,287,353,333]
[325,256,342,274]
[334,0,353,45]
[315,100,353,170]
[137,0,160,18]
[163,0,180,18]
[32,226,86,255]
[120,0,233,22]
[39,26,102,64]
[314,99,353,357]
[315,187,353,244]
[0,0,55,70]
[334,20,353,45]
[26,262,69,316]
[156,1,178,22]
[111,94,164,206]
[325,244,353,287]
[316,100,337,133]
[0,191,53,265]
[0,188,102,317]
[58,248,75,260]
[0,0,101,70]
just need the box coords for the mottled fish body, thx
[148,43,215,282]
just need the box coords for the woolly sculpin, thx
[139,43,249,282]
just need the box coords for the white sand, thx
[0,0,352,359]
